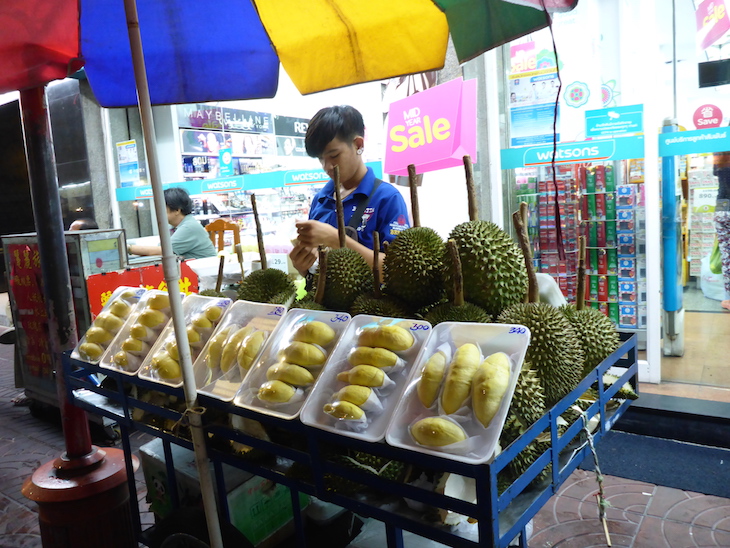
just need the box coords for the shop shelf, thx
[63,332,638,548]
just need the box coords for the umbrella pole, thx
[123,1,224,547]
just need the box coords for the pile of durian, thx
[322,324,414,426]
[255,320,337,406]
[203,320,268,381]
[77,287,144,362]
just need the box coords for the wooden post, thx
[513,202,539,303]
[463,155,478,222]
[333,165,346,248]
[447,239,465,307]
[251,194,267,270]
[408,164,420,228]
[373,231,381,298]
[314,246,327,305]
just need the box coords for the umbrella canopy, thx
[0,0,576,107]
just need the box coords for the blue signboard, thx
[500,136,644,170]
[115,162,383,202]
[585,105,643,138]
[658,127,730,156]
[218,148,233,177]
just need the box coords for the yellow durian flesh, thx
[113,350,129,368]
[334,385,372,407]
[358,324,414,352]
[291,321,336,347]
[79,342,104,361]
[348,346,398,369]
[472,352,511,428]
[85,326,114,345]
[205,325,235,370]
[411,417,467,447]
[191,314,213,331]
[108,299,132,319]
[138,308,167,329]
[220,325,255,373]
[147,293,170,310]
[121,337,148,354]
[257,380,296,403]
[204,304,225,323]
[93,312,125,334]
[417,351,448,408]
[129,323,154,341]
[186,326,202,345]
[323,400,364,420]
[266,362,314,386]
[336,365,385,387]
[282,341,326,368]
[440,343,481,415]
[151,351,181,380]
[237,331,266,371]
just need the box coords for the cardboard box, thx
[139,439,309,546]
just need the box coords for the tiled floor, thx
[3,342,730,548]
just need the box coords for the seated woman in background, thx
[127,187,217,260]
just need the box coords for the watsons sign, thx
[501,136,644,170]
[286,170,329,184]
[203,179,242,192]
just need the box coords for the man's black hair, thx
[164,187,193,215]
[305,105,364,158]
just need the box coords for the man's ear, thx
[353,136,364,151]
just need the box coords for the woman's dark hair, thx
[164,187,193,215]
[305,105,364,158]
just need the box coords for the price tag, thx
[268,253,289,273]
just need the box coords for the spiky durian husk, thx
[318,248,373,312]
[498,302,584,407]
[199,289,228,298]
[497,417,551,494]
[424,302,491,326]
[237,268,296,304]
[600,373,638,400]
[324,450,406,494]
[444,221,528,317]
[349,293,414,319]
[508,366,546,429]
[561,305,621,377]
[382,227,446,309]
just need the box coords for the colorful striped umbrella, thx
[0,0,576,107]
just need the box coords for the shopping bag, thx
[710,237,722,275]
[384,78,477,176]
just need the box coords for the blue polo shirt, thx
[308,167,410,250]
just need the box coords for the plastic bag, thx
[701,255,725,301]
[710,237,722,275]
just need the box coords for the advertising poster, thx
[509,42,561,147]
[116,139,140,187]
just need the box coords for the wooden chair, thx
[205,218,241,252]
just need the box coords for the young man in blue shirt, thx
[289,105,410,276]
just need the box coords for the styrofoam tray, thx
[300,314,432,443]
[98,289,185,375]
[196,301,288,401]
[233,308,352,420]
[137,294,233,387]
[384,322,531,465]
[74,286,147,365]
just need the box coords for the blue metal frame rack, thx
[63,333,638,548]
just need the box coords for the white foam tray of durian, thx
[136,294,233,387]
[300,314,432,443]
[72,286,147,365]
[385,322,531,465]
[195,300,288,401]
[232,308,352,420]
[99,290,190,375]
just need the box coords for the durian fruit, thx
[199,289,227,298]
[382,227,446,310]
[204,303,226,323]
[358,324,414,352]
[417,351,448,408]
[561,305,621,377]
[147,293,170,310]
[498,302,584,407]
[205,325,235,370]
[122,337,149,356]
[425,240,492,326]
[333,385,373,407]
[443,221,527,318]
[323,400,364,420]
[79,342,104,361]
[292,320,336,347]
[266,362,314,386]
[440,343,481,414]
[238,268,297,305]
[348,346,398,369]
[601,373,638,400]
[324,449,406,494]
[237,330,267,371]
[108,299,132,318]
[85,326,114,345]
[220,325,256,373]
[257,380,296,403]
[281,341,326,368]
[191,314,214,332]
[130,323,156,341]
[151,351,181,380]
[138,308,168,329]
[337,364,387,388]
[293,293,327,311]
[411,417,467,447]
[471,352,511,428]
[508,365,547,428]
[497,416,551,493]
[93,312,125,334]
[317,247,373,311]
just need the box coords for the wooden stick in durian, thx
[251,193,267,270]
[235,243,245,281]
[447,239,465,307]
[463,155,478,222]
[333,165,346,248]
[512,202,539,303]
[408,164,421,228]
[373,231,382,298]
[314,245,327,305]
[215,254,225,293]
[577,235,587,311]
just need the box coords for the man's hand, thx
[289,244,318,276]
[295,220,340,249]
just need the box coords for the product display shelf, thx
[63,333,637,548]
